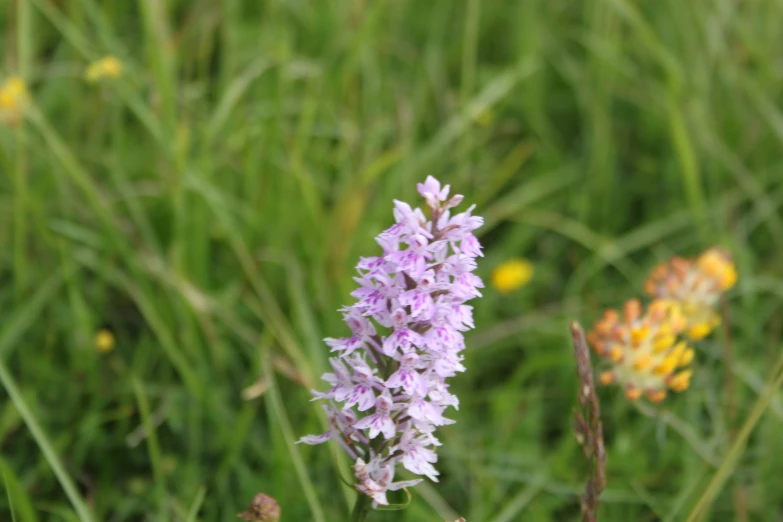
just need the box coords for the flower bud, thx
[237,493,281,522]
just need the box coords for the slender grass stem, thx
[13,0,32,299]
[721,298,748,521]
[12,126,27,300]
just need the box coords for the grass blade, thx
[0,271,64,358]
[3,472,17,522]
[685,345,783,521]
[13,0,32,299]
[262,338,328,522]
[0,458,37,522]
[0,363,94,522]
[184,486,206,522]
[487,484,542,522]
[131,377,167,520]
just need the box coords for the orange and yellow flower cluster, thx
[644,248,737,341]
[587,248,737,403]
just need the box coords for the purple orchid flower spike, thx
[298,176,484,513]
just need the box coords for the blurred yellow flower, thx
[645,247,736,341]
[491,258,533,294]
[95,329,115,353]
[588,298,694,403]
[0,76,29,125]
[85,55,123,83]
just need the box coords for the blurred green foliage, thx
[1,0,782,520]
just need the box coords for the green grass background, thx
[2,0,783,520]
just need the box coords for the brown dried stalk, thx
[570,321,606,522]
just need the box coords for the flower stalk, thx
[570,322,606,522]
[350,493,372,522]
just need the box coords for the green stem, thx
[351,493,372,522]
[14,0,32,300]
